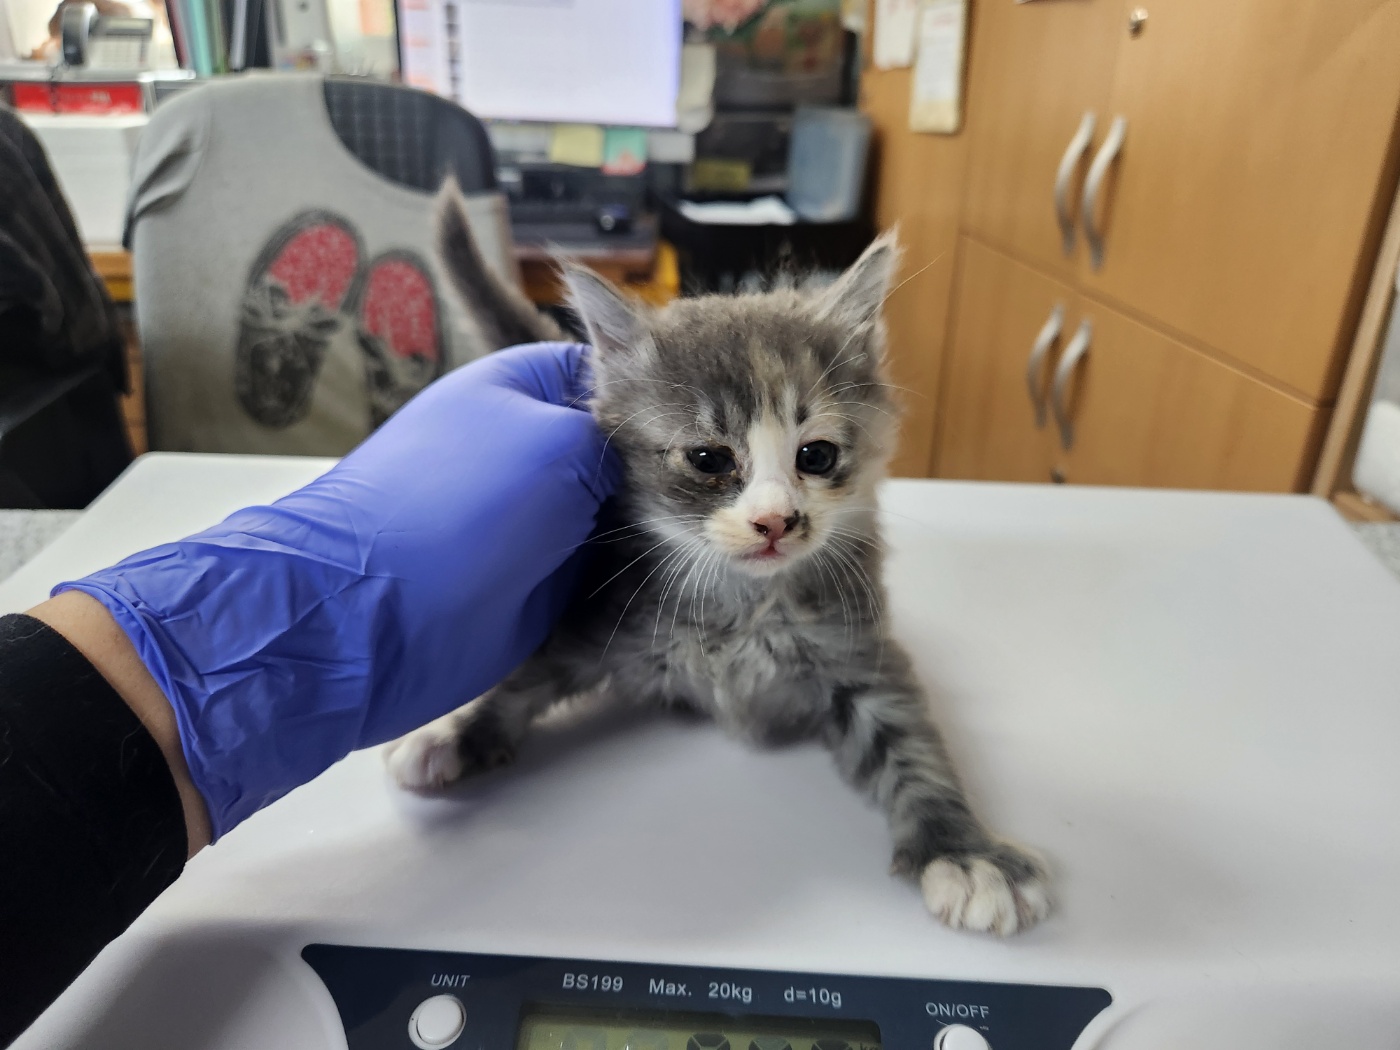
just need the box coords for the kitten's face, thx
[566,236,900,579]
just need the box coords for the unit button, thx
[409,994,466,1049]
[933,1025,991,1050]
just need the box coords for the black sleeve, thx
[0,613,187,1047]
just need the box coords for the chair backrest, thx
[128,73,517,455]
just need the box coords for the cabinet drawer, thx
[961,0,1123,281]
[1058,298,1321,492]
[1085,0,1400,398]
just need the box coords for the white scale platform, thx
[4,453,1400,1050]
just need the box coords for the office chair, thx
[127,74,524,455]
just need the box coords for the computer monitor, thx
[397,0,681,128]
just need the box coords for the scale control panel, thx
[302,944,1110,1050]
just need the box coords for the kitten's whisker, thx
[821,399,894,419]
[805,329,869,402]
[670,545,706,637]
[661,417,703,461]
[544,523,682,560]
[648,540,702,642]
[828,378,930,404]
[881,251,945,306]
[568,376,707,409]
[699,547,728,654]
[808,409,877,441]
[811,549,856,660]
[655,537,706,643]
[825,538,886,667]
[601,536,699,661]
[825,536,883,624]
[597,402,688,464]
[823,523,878,544]
[586,514,708,544]
[586,534,680,600]
[690,548,719,653]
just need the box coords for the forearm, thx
[0,603,193,1045]
[29,591,211,855]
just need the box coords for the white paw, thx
[384,722,464,791]
[920,855,1051,936]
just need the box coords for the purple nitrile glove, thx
[58,342,616,839]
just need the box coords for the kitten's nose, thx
[751,513,800,540]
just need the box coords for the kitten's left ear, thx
[818,231,902,328]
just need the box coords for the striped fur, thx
[435,179,563,348]
[387,231,1051,935]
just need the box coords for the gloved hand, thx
[58,342,615,839]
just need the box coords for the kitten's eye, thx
[796,440,839,476]
[686,447,735,475]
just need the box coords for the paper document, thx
[909,0,967,134]
[677,196,797,226]
[676,42,717,133]
[873,0,918,70]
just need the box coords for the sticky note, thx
[549,124,605,167]
[602,127,648,176]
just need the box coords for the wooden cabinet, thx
[861,63,971,476]
[1086,0,1400,399]
[1058,299,1320,491]
[894,0,1400,491]
[940,238,1065,482]
[939,238,1321,491]
[961,0,1124,281]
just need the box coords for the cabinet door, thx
[961,0,1125,279]
[938,238,1069,482]
[1056,299,1320,491]
[1087,0,1400,399]
[862,65,970,477]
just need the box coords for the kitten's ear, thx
[561,262,643,356]
[818,231,902,328]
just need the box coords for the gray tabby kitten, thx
[386,193,1050,936]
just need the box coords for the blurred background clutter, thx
[0,0,1398,548]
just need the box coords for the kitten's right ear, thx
[561,263,642,356]
[817,230,901,329]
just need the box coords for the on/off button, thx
[933,1025,991,1050]
[409,994,466,1049]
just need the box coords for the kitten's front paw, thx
[918,845,1051,936]
[384,721,466,791]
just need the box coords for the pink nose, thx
[751,513,800,541]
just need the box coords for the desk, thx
[87,242,680,311]
[518,240,679,308]
[6,455,1400,1049]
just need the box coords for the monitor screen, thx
[397,0,681,127]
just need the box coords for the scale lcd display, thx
[516,1005,881,1050]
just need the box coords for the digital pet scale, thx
[5,454,1400,1050]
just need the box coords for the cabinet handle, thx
[1051,318,1093,451]
[1026,302,1065,427]
[1054,112,1097,256]
[1081,115,1128,270]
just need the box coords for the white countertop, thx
[6,453,1400,1050]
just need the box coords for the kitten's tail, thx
[435,177,564,348]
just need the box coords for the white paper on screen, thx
[453,0,681,127]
